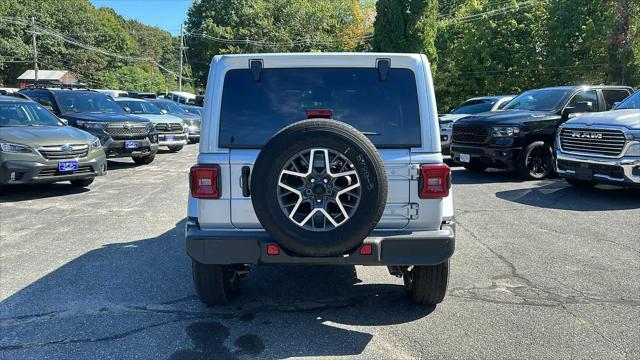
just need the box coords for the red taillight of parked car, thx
[419,164,451,199]
[190,165,221,199]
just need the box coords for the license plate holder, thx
[575,166,593,180]
[166,135,175,142]
[58,160,78,172]
[460,153,471,163]
[125,141,140,149]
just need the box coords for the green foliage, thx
[372,0,439,62]
[185,0,374,87]
[0,0,184,92]
[434,0,640,112]
[2,0,637,108]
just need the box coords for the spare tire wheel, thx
[251,119,388,257]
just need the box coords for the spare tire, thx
[251,119,388,257]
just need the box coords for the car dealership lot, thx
[1,144,639,359]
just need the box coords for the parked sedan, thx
[440,95,515,154]
[147,99,201,143]
[115,98,188,152]
[0,95,107,188]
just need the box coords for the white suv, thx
[187,53,455,306]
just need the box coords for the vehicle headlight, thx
[625,143,640,157]
[90,138,102,151]
[491,126,520,137]
[76,120,107,130]
[440,122,453,131]
[0,142,32,153]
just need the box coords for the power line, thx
[185,31,373,48]
[0,16,191,81]
[439,0,544,25]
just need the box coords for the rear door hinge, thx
[410,164,421,180]
[385,203,419,220]
[408,203,419,220]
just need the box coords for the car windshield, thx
[502,89,570,111]
[152,101,186,114]
[615,92,640,110]
[54,91,125,115]
[451,99,496,114]
[117,100,162,114]
[219,67,421,148]
[0,102,63,127]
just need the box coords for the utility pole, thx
[178,24,184,92]
[31,17,38,84]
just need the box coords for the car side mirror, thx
[160,109,168,114]
[59,118,69,126]
[612,101,621,109]
[123,107,132,113]
[563,101,593,119]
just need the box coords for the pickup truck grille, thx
[560,128,626,157]
[452,125,488,144]
[38,144,89,160]
[155,123,184,133]
[106,123,149,137]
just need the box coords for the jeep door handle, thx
[241,166,251,197]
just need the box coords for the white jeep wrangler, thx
[187,53,455,305]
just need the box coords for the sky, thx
[89,0,194,35]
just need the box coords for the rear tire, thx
[565,178,596,188]
[70,178,94,187]
[168,145,183,152]
[132,154,155,165]
[192,261,240,306]
[251,119,388,257]
[403,261,449,305]
[516,141,554,180]
[462,163,488,172]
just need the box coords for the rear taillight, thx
[190,165,221,199]
[419,164,450,199]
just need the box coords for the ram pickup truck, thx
[20,89,159,165]
[556,91,640,188]
[451,85,632,180]
[187,53,455,306]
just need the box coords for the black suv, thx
[451,85,633,179]
[20,89,159,165]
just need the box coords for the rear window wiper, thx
[361,131,380,136]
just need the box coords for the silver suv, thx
[186,53,455,306]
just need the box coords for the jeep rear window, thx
[219,68,421,148]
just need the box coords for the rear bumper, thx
[0,155,107,185]
[185,219,455,266]
[451,143,522,169]
[556,150,640,188]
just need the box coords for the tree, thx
[185,0,372,86]
[0,0,182,92]
[372,0,439,63]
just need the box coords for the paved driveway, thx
[1,144,639,359]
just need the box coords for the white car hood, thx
[439,114,471,123]
[566,109,640,130]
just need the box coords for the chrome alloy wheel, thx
[277,148,361,231]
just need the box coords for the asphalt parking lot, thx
[1,144,639,359]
